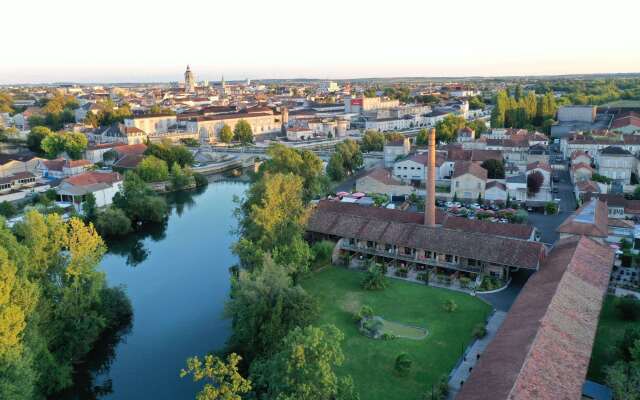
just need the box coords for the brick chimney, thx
[425,128,437,226]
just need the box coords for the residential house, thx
[451,161,487,200]
[456,127,475,143]
[393,152,446,184]
[0,171,36,194]
[574,180,604,201]
[383,137,411,167]
[526,144,549,165]
[84,143,116,163]
[570,150,593,166]
[56,171,123,211]
[485,181,507,203]
[611,112,640,134]
[355,167,413,197]
[506,174,528,203]
[286,127,314,141]
[597,146,634,184]
[570,162,594,183]
[38,158,91,178]
[0,153,43,177]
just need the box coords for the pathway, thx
[447,310,507,399]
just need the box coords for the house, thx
[451,161,487,200]
[506,174,528,203]
[0,153,43,178]
[485,181,507,202]
[383,137,410,167]
[570,150,593,166]
[456,127,475,143]
[610,112,640,134]
[597,146,634,184]
[56,171,123,211]
[286,127,314,141]
[526,161,552,188]
[37,158,91,178]
[84,143,116,163]
[526,144,549,165]
[355,167,413,197]
[574,180,604,200]
[571,162,594,183]
[0,171,36,194]
[93,124,148,145]
[393,152,446,184]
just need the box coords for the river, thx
[56,180,248,400]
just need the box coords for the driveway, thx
[478,269,534,311]
[527,168,576,244]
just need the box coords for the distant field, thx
[301,267,491,400]
[600,100,640,108]
[588,296,640,383]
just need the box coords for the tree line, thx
[490,87,557,133]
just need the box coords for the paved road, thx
[527,168,576,244]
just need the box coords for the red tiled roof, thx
[571,162,593,172]
[457,235,614,400]
[63,171,121,187]
[113,143,147,156]
[570,150,592,161]
[557,199,609,238]
[612,114,640,129]
[359,167,404,186]
[526,161,552,173]
[576,180,600,194]
[452,161,488,180]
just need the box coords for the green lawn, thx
[301,267,492,400]
[588,296,640,383]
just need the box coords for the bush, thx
[472,323,487,339]
[0,201,17,218]
[442,299,458,313]
[459,276,471,289]
[357,305,374,321]
[478,276,503,291]
[394,268,408,278]
[545,201,558,215]
[381,333,396,340]
[193,172,208,187]
[417,272,429,284]
[312,240,335,267]
[95,207,132,237]
[394,353,412,376]
[616,296,640,321]
[361,263,387,291]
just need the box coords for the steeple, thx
[184,65,195,93]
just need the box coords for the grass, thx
[379,319,428,339]
[588,295,640,383]
[301,267,492,400]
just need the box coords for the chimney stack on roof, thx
[425,128,437,227]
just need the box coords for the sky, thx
[2,0,639,84]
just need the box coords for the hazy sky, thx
[2,0,639,84]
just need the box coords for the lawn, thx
[588,295,640,383]
[301,267,492,400]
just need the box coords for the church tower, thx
[184,65,195,93]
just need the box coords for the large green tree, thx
[360,130,385,152]
[234,120,254,144]
[181,353,252,400]
[113,171,168,223]
[136,155,169,182]
[219,124,234,144]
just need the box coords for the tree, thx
[544,201,558,215]
[273,235,312,284]
[26,126,52,153]
[394,353,413,376]
[480,159,505,179]
[225,256,319,364]
[180,353,251,400]
[64,132,88,159]
[250,324,355,400]
[311,240,335,267]
[361,130,385,152]
[361,263,387,290]
[491,90,509,128]
[40,133,67,158]
[327,152,346,181]
[527,171,544,194]
[435,115,466,142]
[136,155,169,182]
[468,96,485,110]
[514,84,523,101]
[0,201,17,218]
[416,128,428,146]
[82,193,97,221]
[112,171,168,223]
[335,139,363,175]
[616,296,640,321]
[170,162,194,190]
[617,327,640,362]
[95,207,132,237]
[145,140,194,168]
[233,119,253,144]
[219,124,233,144]
[385,132,405,143]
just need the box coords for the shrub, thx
[394,353,412,376]
[381,333,396,340]
[478,276,502,291]
[361,263,387,290]
[417,272,429,284]
[545,201,558,215]
[357,305,374,321]
[193,172,208,187]
[472,323,487,339]
[312,240,335,267]
[442,299,458,313]
[95,207,132,237]
[0,201,17,218]
[616,296,640,321]
[459,276,471,289]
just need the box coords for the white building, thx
[383,137,411,168]
[56,171,123,212]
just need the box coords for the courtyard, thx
[302,266,492,400]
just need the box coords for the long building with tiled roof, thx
[307,200,544,277]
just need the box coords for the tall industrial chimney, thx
[425,128,437,226]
